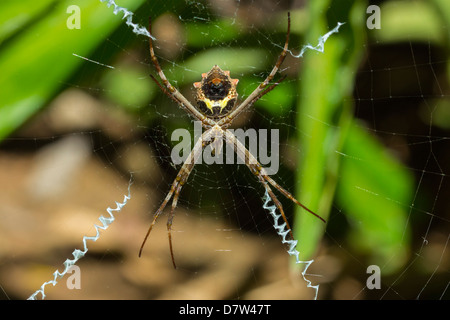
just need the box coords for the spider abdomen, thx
[193,65,239,119]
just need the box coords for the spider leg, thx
[167,183,182,268]
[149,74,183,106]
[264,175,326,223]
[219,75,288,127]
[218,12,291,127]
[138,179,177,257]
[139,128,215,267]
[246,75,287,111]
[148,18,214,126]
[257,174,294,239]
[224,129,325,238]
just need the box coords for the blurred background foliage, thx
[0,0,449,299]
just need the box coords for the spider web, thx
[0,0,449,301]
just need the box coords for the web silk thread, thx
[99,0,154,39]
[98,0,342,48]
[291,22,345,58]
[261,22,343,300]
[28,179,132,300]
[262,190,320,300]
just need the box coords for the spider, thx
[139,12,326,268]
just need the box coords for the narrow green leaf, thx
[295,0,367,261]
[0,0,150,140]
[0,0,56,44]
[337,123,413,274]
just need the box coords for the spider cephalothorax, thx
[193,65,239,119]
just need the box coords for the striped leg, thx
[218,12,291,127]
[139,128,215,268]
[148,18,214,126]
[224,129,325,240]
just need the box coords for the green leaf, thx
[371,0,445,44]
[0,0,55,44]
[337,123,413,274]
[0,0,150,140]
[293,1,414,274]
[294,0,367,261]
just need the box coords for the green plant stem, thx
[294,0,366,262]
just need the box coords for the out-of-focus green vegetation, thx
[294,0,449,275]
[295,0,369,265]
[0,0,148,140]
